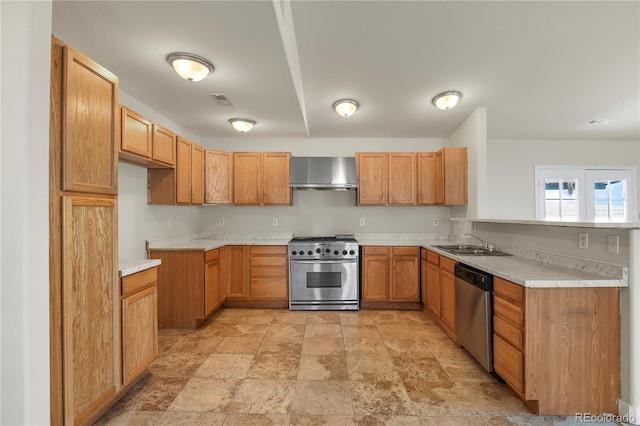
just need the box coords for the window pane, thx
[561,199,578,220]
[594,200,609,220]
[611,200,626,221]
[545,200,560,219]
[545,180,560,199]
[594,180,609,201]
[562,181,577,200]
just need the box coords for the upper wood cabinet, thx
[205,150,233,204]
[417,152,437,205]
[437,147,467,205]
[233,152,291,206]
[119,105,176,168]
[388,153,417,205]
[148,137,204,205]
[62,45,118,195]
[356,153,387,205]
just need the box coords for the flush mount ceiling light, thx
[432,91,462,110]
[229,118,256,133]
[332,99,359,117]
[166,52,214,82]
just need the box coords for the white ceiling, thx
[52,1,639,141]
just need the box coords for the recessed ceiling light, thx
[229,118,256,133]
[432,91,462,110]
[166,52,214,82]
[332,99,359,117]
[586,119,612,126]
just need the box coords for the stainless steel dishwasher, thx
[455,263,494,372]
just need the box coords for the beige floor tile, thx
[350,380,414,416]
[157,329,191,353]
[341,325,381,339]
[371,310,406,324]
[215,337,263,354]
[265,323,306,340]
[461,382,531,415]
[421,415,488,425]
[246,354,300,379]
[213,309,248,324]
[258,336,304,354]
[292,380,354,416]
[228,379,296,414]
[273,311,309,324]
[481,415,554,425]
[340,312,377,326]
[195,353,254,379]
[301,337,345,355]
[354,414,423,425]
[94,410,163,426]
[223,413,291,425]
[298,355,349,380]
[376,325,420,340]
[225,323,270,337]
[307,311,342,324]
[155,411,227,425]
[290,414,355,425]
[116,375,188,411]
[194,323,232,337]
[383,337,435,357]
[305,324,343,339]
[413,324,450,340]
[392,356,451,382]
[167,378,241,412]
[438,352,495,382]
[403,380,479,417]
[346,354,400,382]
[239,309,277,324]
[170,333,223,354]
[149,352,208,378]
[344,336,389,355]
[426,336,466,358]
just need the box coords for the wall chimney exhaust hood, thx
[290,157,358,190]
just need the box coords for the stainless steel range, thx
[288,235,359,311]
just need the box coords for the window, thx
[535,166,637,222]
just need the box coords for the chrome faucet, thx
[464,233,491,249]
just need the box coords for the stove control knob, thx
[334,250,339,255]
[307,250,313,255]
[349,250,355,255]
[325,248,331,253]
[342,250,348,255]
[291,251,297,255]
[316,248,321,253]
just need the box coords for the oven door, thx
[289,259,358,304]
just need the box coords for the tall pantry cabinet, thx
[50,37,120,425]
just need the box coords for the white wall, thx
[0,1,52,424]
[487,138,640,220]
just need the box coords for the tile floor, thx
[97,309,611,425]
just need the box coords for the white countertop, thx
[148,238,291,251]
[453,217,640,229]
[119,258,162,278]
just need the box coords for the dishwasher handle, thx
[455,263,493,291]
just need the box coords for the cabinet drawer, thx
[122,267,157,296]
[250,277,288,299]
[250,256,287,267]
[494,295,524,327]
[250,265,288,278]
[364,246,390,255]
[494,277,524,305]
[392,246,419,256]
[440,256,456,273]
[494,334,524,394]
[494,315,524,351]
[250,245,287,255]
[426,250,440,266]
[204,249,219,263]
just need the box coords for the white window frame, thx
[535,165,637,222]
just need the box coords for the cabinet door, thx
[122,285,158,386]
[439,147,468,205]
[356,153,387,205]
[421,257,428,306]
[219,247,228,304]
[441,269,456,333]
[191,144,204,205]
[152,124,176,167]
[62,196,118,425]
[226,246,248,299]
[204,257,220,316]
[263,152,291,205]
[391,253,420,301]
[417,152,437,205]
[362,255,390,300]
[233,152,262,205]
[205,150,232,204]
[436,150,445,204]
[175,137,192,204]
[120,106,152,159]
[388,153,417,205]
[62,46,118,195]
[426,262,441,317]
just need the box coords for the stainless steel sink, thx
[433,244,512,256]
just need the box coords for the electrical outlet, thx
[273,217,278,226]
[433,218,439,226]
[579,233,589,249]
[219,217,225,226]
[167,218,174,228]
[359,218,365,226]
[608,235,619,254]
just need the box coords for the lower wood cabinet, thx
[423,249,456,339]
[121,267,158,386]
[362,246,420,308]
[150,248,223,328]
[492,276,620,415]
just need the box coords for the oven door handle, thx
[290,259,358,264]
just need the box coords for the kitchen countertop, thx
[119,258,162,278]
[139,232,626,289]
